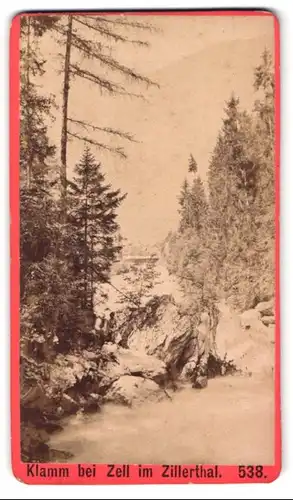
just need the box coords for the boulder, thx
[99,345,167,392]
[255,299,274,317]
[104,376,167,407]
[261,316,275,326]
[119,348,167,384]
[180,360,197,381]
[50,353,98,393]
[192,375,208,389]
[101,343,118,356]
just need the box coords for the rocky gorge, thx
[21,285,275,463]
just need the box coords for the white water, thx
[49,375,275,465]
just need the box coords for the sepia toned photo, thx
[18,11,277,469]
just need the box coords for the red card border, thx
[10,9,281,485]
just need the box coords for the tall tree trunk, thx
[60,15,73,210]
[90,204,94,310]
[90,239,94,310]
[84,183,88,309]
[25,16,32,189]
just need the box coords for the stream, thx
[49,374,275,465]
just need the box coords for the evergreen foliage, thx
[164,50,275,313]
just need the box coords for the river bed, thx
[49,374,275,465]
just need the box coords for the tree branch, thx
[88,51,158,87]
[53,23,157,92]
[52,24,111,53]
[71,30,103,54]
[68,117,137,142]
[90,15,157,32]
[70,34,157,87]
[70,64,147,100]
[70,63,124,93]
[67,131,127,158]
[73,16,149,46]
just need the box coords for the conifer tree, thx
[208,97,252,283]
[19,15,83,359]
[20,15,59,188]
[19,15,70,462]
[178,178,190,232]
[249,49,275,303]
[253,48,275,225]
[68,147,126,310]
[188,153,198,174]
[20,15,60,310]
[170,157,210,315]
[188,175,208,233]
[178,156,207,234]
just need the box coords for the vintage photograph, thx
[19,12,276,465]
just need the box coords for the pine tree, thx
[20,14,61,297]
[20,15,60,313]
[178,156,207,234]
[208,96,257,300]
[178,178,190,232]
[68,147,126,311]
[249,49,275,303]
[254,48,275,141]
[19,15,72,462]
[19,12,87,383]
[20,15,59,188]
[171,157,210,315]
[188,153,198,174]
[188,175,208,233]
[253,49,275,225]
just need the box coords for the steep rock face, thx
[127,295,197,367]
[123,295,215,387]
[123,294,275,383]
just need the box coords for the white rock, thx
[99,346,167,392]
[104,376,167,407]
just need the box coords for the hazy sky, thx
[41,13,275,247]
